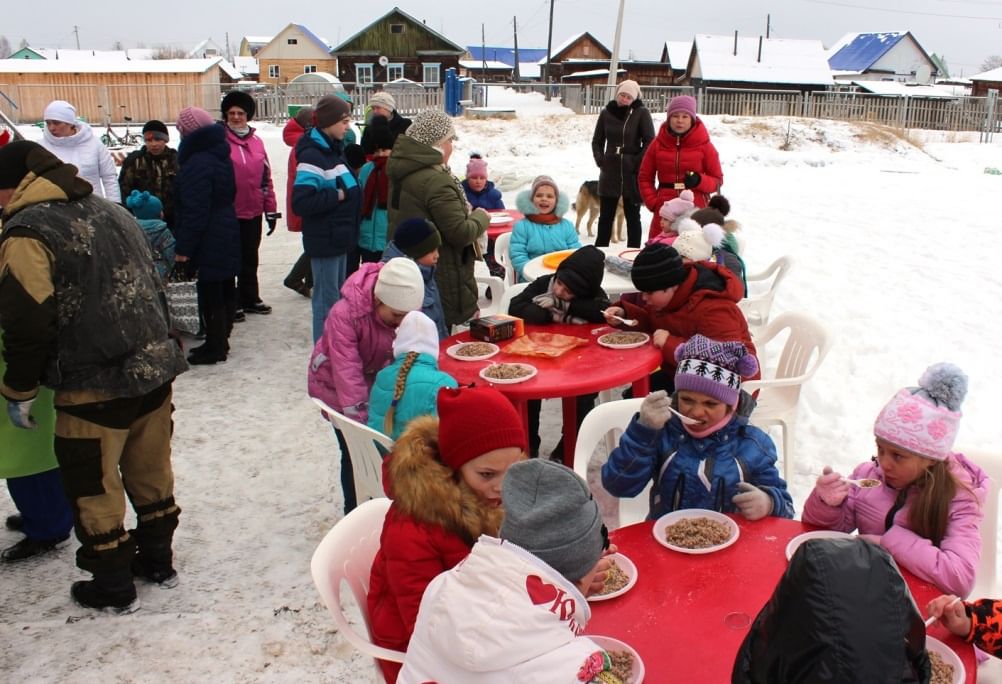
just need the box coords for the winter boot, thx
[4,514,22,531]
[131,545,178,588]
[71,568,139,615]
[2,534,69,562]
[131,506,180,588]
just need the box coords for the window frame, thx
[268,64,280,79]
[356,63,374,85]
[386,62,405,82]
[303,64,317,74]
[421,62,441,85]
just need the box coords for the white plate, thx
[445,342,500,361]
[925,636,965,684]
[597,332,650,350]
[784,530,854,561]
[588,553,638,602]
[587,635,645,684]
[653,509,740,555]
[489,215,511,225]
[478,362,538,385]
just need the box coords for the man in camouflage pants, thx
[0,141,188,613]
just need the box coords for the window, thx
[387,63,404,81]
[268,64,280,79]
[304,64,317,74]
[287,38,298,45]
[356,63,374,85]
[422,63,440,84]
[390,23,405,34]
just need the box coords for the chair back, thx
[475,274,507,316]
[310,498,405,670]
[573,398,649,528]
[962,447,1001,599]
[497,282,530,316]
[494,231,516,287]
[738,255,793,336]
[312,397,393,503]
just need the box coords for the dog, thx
[573,181,625,242]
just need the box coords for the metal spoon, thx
[603,310,638,327]
[842,477,882,489]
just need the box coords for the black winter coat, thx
[591,99,655,202]
[174,124,240,281]
[507,275,609,324]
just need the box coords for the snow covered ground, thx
[2,88,1000,682]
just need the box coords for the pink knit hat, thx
[176,107,215,137]
[659,189,695,222]
[873,363,968,461]
[466,155,488,178]
[667,95,698,118]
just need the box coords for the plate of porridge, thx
[588,553,637,602]
[587,635,645,684]
[479,362,537,385]
[784,530,855,561]
[925,636,964,684]
[597,331,650,349]
[445,341,500,361]
[653,509,739,555]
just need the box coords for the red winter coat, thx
[282,117,306,232]
[618,262,757,376]
[367,416,503,683]
[638,117,723,240]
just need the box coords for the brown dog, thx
[573,181,625,242]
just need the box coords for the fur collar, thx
[515,187,571,218]
[2,166,91,219]
[386,416,503,545]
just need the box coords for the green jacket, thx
[386,135,488,327]
[0,339,57,479]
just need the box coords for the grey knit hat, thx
[500,460,604,582]
[406,108,457,147]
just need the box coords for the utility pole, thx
[73,25,80,50]
[225,31,231,61]
[766,14,771,39]
[544,0,555,100]
[513,16,520,82]
[607,0,626,87]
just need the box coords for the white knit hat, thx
[43,100,77,125]
[671,217,725,262]
[374,258,424,312]
[369,91,396,112]
[392,311,439,358]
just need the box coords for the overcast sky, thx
[3,0,1000,76]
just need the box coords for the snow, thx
[2,88,1000,682]
[691,34,834,86]
[851,80,963,98]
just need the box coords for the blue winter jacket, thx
[367,352,457,439]
[292,128,361,258]
[602,411,795,520]
[135,218,176,281]
[174,123,240,281]
[357,160,388,254]
[509,188,581,281]
[381,242,449,339]
[462,179,505,211]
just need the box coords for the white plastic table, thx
[521,245,637,297]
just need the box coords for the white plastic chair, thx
[312,397,393,504]
[963,447,1001,600]
[497,282,529,316]
[475,274,507,316]
[573,398,650,529]
[742,311,833,483]
[494,231,516,287]
[310,498,404,676]
[737,255,793,338]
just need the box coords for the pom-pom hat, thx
[674,334,759,406]
[437,387,527,470]
[659,189,695,222]
[466,154,488,178]
[671,218,725,262]
[874,363,968,461]
[374,258,425,313]
[125,190,163,221]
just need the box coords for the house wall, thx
[336,56,461,85]
[972,80,1002,97]
[869,38,935,83]
[258,58,339,86]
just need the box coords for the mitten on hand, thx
[344,144,366,170]
[732,482,773,520]
[815,466,850,507]
[683,171,701,189]
[638,390,671,430]
[265,212,281,235]
[531,293,557,309]
[5,395,37,430]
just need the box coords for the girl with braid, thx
[368,311,456,439]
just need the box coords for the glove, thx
[815,465,850,507]
[344,143,366,170]
[6,395,37,430]
[531,293,557,309]
[683,171,701,189]
[638,390,671,430]
[265,212,281,236]
[732,482,773,520]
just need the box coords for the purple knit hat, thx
[667,95,697,118]
[674,335,758,406]
[176,107,215,137]
[873,363,968,461]
[659,189,695,222]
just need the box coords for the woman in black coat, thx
[590,80,655,248]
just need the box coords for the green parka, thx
[0,338,57,479]
[386,135,488,328]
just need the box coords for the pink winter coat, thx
[282,117,306,232]
[802,452,988,596]
[225,125,278,220]
[307,262,396,423]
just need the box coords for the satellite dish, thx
[378,55,389,67]
[915,64,932,83]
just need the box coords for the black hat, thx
[393,218,442,259]
[630,243,688,292]
[0,140,39,189]
[555,245,605,298]
[142,120,169,136]
[221,90,256,120]
[361,115,396,155]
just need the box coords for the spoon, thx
[603,310,638,327]
[842,477,882,489]
[924,596,961,627]
[665,404,701,426]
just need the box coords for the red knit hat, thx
[437,387,527,470]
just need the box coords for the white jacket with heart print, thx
[397,535,604,684]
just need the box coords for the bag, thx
[164,269,200,336]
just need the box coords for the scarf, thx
[228,125,251,137]
[524,212,561,224]
[682,410,735,439]
[362,155,389,218]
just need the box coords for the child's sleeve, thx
[744,431,794,519]
[601,414,660,498]
[567,287,611,323]
[801,463,867,531]
[507,276,552,323]
[292,152,355,217]
[327,310,371,423]
[488,186,505,210]
[562,220,582,250]
[510,221,531,281]
[967,599,1002,656]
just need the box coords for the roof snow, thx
[459,60,512,71]
[692,34,833,86]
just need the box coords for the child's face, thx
[376,302,409,328]
[416,248,439,267]
[459,446,525,506]
[467,174,487,192]
[640,285,678,310]
[324,117,352,141]
[874,438,934,489]
[676,390,731,427]
[552,277,575,302]
[669,112,693,135]
[374,148,392,158]
[532,185,557,214]
[659,216,675,233]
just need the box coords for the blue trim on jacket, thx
[381,242,449,339]
[357,161,388,253]
[292,128,361,258]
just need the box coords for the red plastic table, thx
[485,209,523,241]
[587,517,977,683]
[438,323,661,465]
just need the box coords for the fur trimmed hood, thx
[385,415,503,544]
[515,187,571,218]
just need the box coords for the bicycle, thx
[99,104,142,148]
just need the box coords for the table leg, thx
[513,398,530,454]
[561,398,577,468]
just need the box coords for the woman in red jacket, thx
[366,386,526,683]
[638,94,723,241]
[281,107,313,297]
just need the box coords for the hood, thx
[386,134,444,184]
[178,123,229,165]
[1,153,93,219]
[463,179,497,196]
[950,451,990,500]
[515,187,571,218]
[382,241,436,280]
[424,537,592,672]
[341,261,382,319]
[42,120,95,148]
[282,117,306,147]
[670,261,743,309]
[385,417,503,544]
[655,115,711,147]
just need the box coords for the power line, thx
[802,0,1002,20]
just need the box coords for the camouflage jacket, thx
[118,146,179,228]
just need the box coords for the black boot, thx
[71,568,139,614]
[2,534,69,562]
[131,505,180,588]
[5,514,22,531]
[132,552,178,588]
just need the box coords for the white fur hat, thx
[375,258,425,313]
[43,100,77,125]
[393,311,439,358]
[672,217,725,262]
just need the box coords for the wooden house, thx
[967,67,1002,98]
[827,32,938,84]
[255,24,336,86]
[543,32,611,81]
[331,7,465,86]
[682,34,833,92]
[239,36,273,57]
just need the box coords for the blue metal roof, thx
[466,46,549,66]
[828,32,906,71]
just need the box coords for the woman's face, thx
[370,104,393,120]
[874,438,934,489]
[676,390,732,427]
[45,120,76,138]
[459,446,525,506]
[532,185,557,214]
[467,174,487,192]
[668,112,693,134]
[616,92,635,107]
[225,107,249,129]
